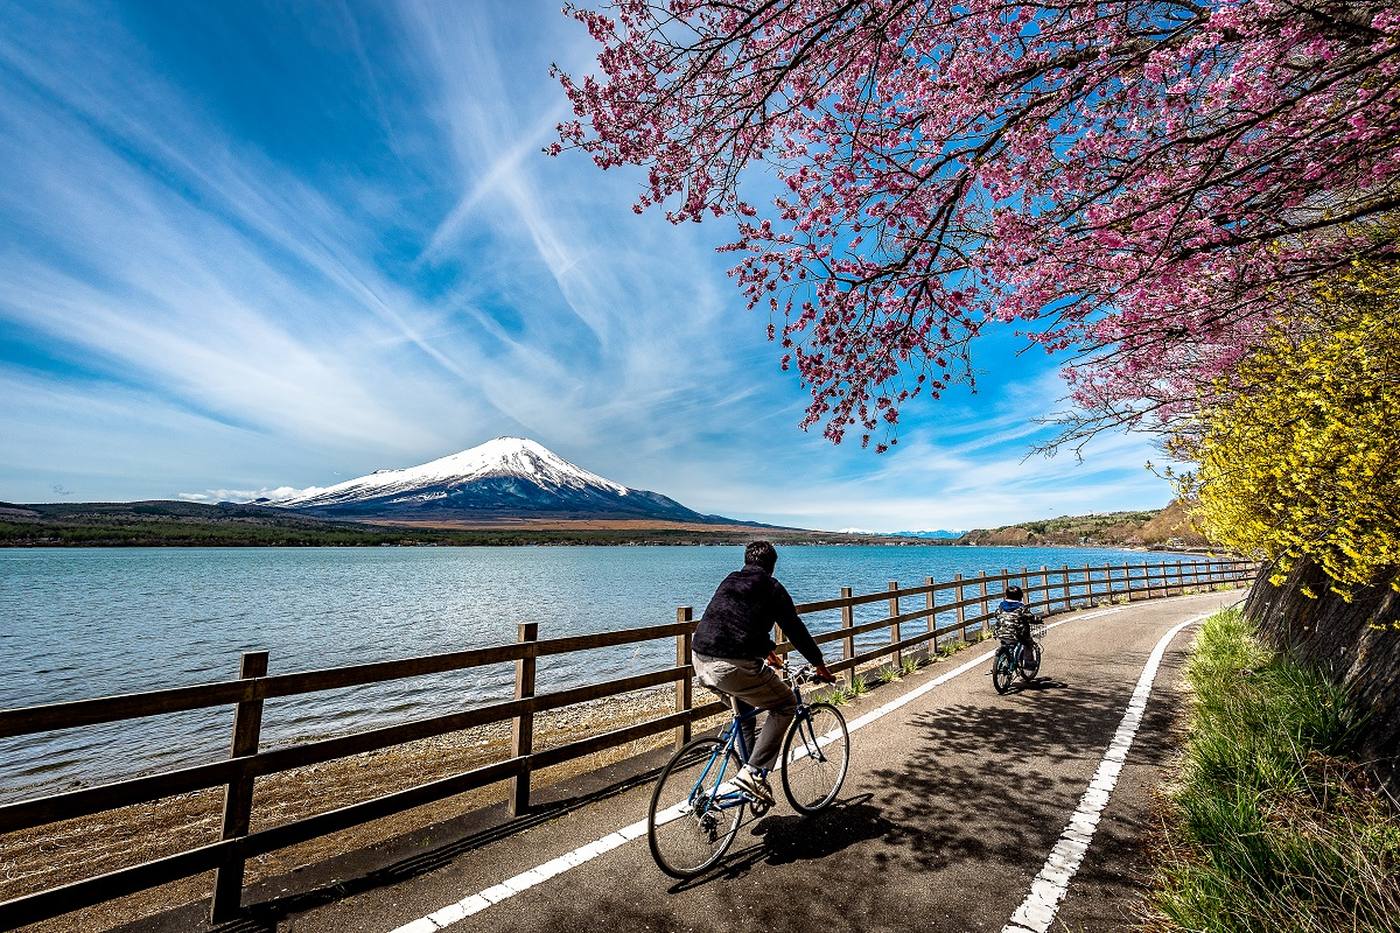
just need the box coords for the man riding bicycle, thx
[692,541,835,805]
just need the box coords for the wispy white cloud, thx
[177,486,319,504]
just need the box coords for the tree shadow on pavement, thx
[860,674,1141,876]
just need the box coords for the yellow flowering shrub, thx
[1179,262,1400,596]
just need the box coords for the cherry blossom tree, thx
[551,0,1400,451]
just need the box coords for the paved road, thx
[153,591,1241,933]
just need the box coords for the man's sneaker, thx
[733,766,774,805]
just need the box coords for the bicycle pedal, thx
[749,799,772,817]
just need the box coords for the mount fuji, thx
[271,437,735,525]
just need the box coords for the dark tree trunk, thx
[1244,560,1400,786]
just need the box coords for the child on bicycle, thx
[691,541,835,805]
[997,585,1041,659]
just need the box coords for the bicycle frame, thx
[687,679,819,814]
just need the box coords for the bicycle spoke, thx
[781,704,849,813]
[648,738,745,877]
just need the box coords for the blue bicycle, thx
[646,665,850,878]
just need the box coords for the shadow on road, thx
[860,672,1143,875]
[669,794,890,891]
[1011,677,1069,693]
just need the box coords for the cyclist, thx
[997,585,1041,662]
[691,541,835,805]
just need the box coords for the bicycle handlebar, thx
[775,664,836,686]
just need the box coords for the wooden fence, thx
[0,556,1257,927]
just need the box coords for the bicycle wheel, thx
[647,737,746,878]
[992,648,1015,694]
[1019,643,1042,680]
[780,703,849,814]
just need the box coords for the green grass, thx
[1152,609,1400,932]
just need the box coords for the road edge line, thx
[1001,610,1213,933]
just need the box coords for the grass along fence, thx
[0,556,1257,927]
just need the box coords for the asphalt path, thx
[145,591,1241,933]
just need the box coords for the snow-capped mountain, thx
[273,437,729,524]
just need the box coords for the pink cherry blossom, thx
[552,1,1400,449]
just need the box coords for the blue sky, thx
[0,0,1174,531]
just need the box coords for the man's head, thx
[744,540,778,574]
[1006,585,1024,601]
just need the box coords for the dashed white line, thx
[389,599,1214,932]
[1001,611,1210,933]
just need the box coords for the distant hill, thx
[0,500,900,548]
[956,501,1211,548]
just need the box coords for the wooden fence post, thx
[840,586,856,687]
[979,571,991,636]
[887,581,902,669]
[1176,560,1185,595]
[675,608,693,749]
[1084,564,1094,606]
[953,573,965,642]
[1060,565,1071,612]
[924,576,936,656]
[1038,566,1049,613]
[209,649,268,923]
[509,622,538,817]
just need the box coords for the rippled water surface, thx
[0,545,1208,798]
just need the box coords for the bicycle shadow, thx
[668,793,890,892]
[1008,677,1069,693]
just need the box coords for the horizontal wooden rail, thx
[0,556,1257,927]
[0,666,690,834]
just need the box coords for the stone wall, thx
[1244,560,1400,786]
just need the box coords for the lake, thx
[0,545,1207,799]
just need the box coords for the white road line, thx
[387,599,1183,933]
[1001,611,1211,933]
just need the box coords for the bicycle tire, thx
[780,702,849,814]
[1019,643,1042,680]
[647,737,746,878]
[992,648,1015,694]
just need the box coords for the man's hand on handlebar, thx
[767,653,836,685]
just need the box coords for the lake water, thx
[0,545,1208,799]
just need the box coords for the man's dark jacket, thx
[692,565,824,666]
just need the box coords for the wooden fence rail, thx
[0,556,1257,928]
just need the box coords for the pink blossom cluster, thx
[553,1,1400,449]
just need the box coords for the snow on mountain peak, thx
[276,437,631,508]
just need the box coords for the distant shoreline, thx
[1,499,1213,550]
